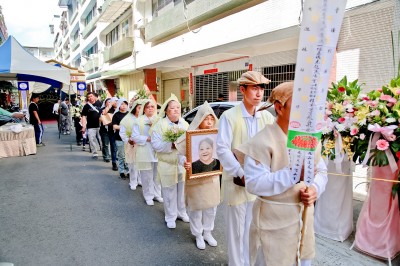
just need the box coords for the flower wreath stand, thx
[314,158,354,242]
[352,162,400,264]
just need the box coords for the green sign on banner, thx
[287,130,322,151]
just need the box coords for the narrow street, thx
[0,123,396,265]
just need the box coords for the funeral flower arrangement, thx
[321,76,362,161]
[163,125,186,143]
[351,76,400,168]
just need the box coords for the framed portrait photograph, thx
[186,128,222,179]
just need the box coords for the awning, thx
[86,72,102,82]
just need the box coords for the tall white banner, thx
[287,0,347,186]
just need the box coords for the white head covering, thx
[139,98,158,117]
[110,97,118,103]
[187,101,218,131]
[175,101,218,155]
[158,93,180,119]
[128,99,145,116]
[114,98,128,114]
[101,98,111,109]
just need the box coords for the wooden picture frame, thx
[186,128,222,179]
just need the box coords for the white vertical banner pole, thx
[287,0,347,186]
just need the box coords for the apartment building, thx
[0,6,8,45]
[53,0,399,108]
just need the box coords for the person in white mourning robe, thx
[175,101,220,250]
[151,94,190,229]
[119,99,143,190]
[237,81,328,266]
[216,71,275,266]
[131,99,163,205]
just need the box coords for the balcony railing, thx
[103,36,133,63]
[82,16,99,39]
[83,55,99,72]
[71,38,80,51]
[63,49,71,60]
[69,10,78,24]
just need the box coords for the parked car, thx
[183,101,275,124]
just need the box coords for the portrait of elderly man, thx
[237,81,328,266]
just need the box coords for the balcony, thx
[81,16,99,39]
[71,38,80,51]
[98,0,132,23]
[83,55,99,72]
[146,0,257,42]
[69,9,78,24]
[63,49,71,60]
[103,36,133,63]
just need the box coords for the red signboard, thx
[204,68,218,74]
[189,73,193,95]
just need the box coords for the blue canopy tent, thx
[0,36,70,87]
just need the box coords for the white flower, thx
[335,124,346,132]
[386,117,396,123]
[358,118,367,126]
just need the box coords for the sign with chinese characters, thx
[77,82,86,96]
[287,0,347,186]
[18,82,29,110]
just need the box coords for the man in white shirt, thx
[238,82,328,266]
[216,71,274,266]
[53,98,60,129]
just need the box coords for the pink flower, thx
[377,88,383,92]
[385,134,397,141]
[343,100,349,106]
[362,97,370,101]
[370,110,380,116]
[360,133,366,140]
[380,94,397,104]
[396,89,400,95]
[350,127,359,136]
[338,117,345,123]
[376,139,389,151]
[327,102,334,110]
[368,100,378,108]
[338,87,345,93]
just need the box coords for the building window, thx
[121,19,129,37]
[87,43,98,56]
[106,26,119,46]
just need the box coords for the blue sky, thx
[1,0,61,47]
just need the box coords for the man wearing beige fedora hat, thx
[216,71,275,265]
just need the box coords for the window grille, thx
[194,72,229,107]
[262,63,296,100]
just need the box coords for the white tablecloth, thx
[0,124,37,158]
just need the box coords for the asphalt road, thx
[0,123,397,265]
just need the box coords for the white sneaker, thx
[130,186,137,191]
[203,233,217,247]
[178,215,189,223]
[92,153,98,158]
[146,200,154,206]
[196,236,206,250]
[154,196,164,203]
[167,221,176,229]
